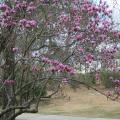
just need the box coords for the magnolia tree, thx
[0,0,120,120]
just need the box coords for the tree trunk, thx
[1,29,15,120]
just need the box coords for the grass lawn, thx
[38,86,120,119]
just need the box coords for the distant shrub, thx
[69,70,120,89]
[69,72,96,90]
[34,84,47,97]
[100,70,120,88]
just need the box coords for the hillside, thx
[39,86,120,119]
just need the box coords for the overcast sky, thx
[107,0,120,23]
[93,0,120,28]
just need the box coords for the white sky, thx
[94,0,120,8]
[93,0,120,26]
[108,0,120,8]
[107,0,120,24]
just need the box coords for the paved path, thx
[17,114,120,120]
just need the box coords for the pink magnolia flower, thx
[31,66,39,72]
[76,34,82,41]
[78,47,84,53]
[4,80,15,86]
[27,2,36,13]
[106,91,113,97]
[19,19,37,28]
[85,53,94,63]
[95,72,100,81]
[12,47,19,53]
[58,13,69,24]
[112,79,120,84]
[41,57,51,64]
[41,57,75,74]
[0,3,10,12]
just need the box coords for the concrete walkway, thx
[17,114,120,120]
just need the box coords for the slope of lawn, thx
[38,85,120,119]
